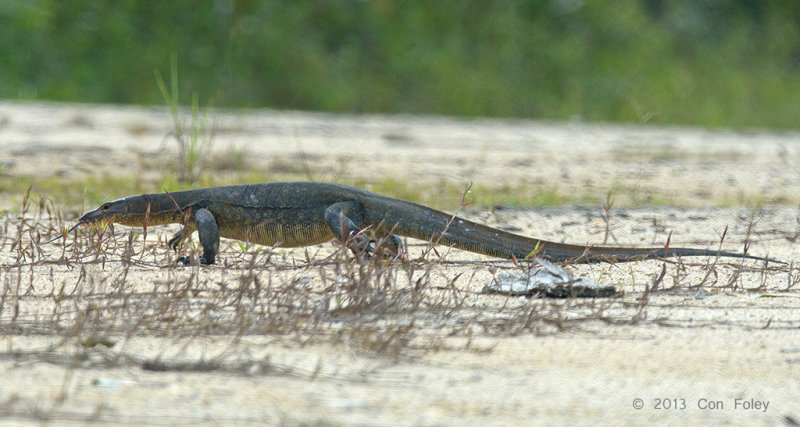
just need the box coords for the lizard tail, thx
[370,199,776,263]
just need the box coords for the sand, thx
[0,101,798,425]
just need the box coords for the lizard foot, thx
[353,234,405,261]
[176,255,215,266]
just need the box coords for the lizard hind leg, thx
[370,233,405,260]
[323,201,405,260]
[323,201,374,256]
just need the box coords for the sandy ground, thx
[1,102,799,425]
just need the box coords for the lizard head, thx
[40,198,131,245]
[78,198,130,226]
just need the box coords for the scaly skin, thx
[68,182,775,265]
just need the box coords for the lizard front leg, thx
[195,208,219,264]
[173,208,219,265]
[168,224,194,252]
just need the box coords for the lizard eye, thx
[101,203,111,211]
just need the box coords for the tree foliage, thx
[2,0,799,128]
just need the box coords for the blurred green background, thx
[2,0,799,128]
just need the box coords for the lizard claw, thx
[168,236,181,251]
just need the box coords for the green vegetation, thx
[3,1,799,211]
[0,171,580,216]
[155,55,214,183]
[4,163,790,216]
[2,1,800,129]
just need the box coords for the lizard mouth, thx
[40,214,114,245]
[39,222,85,245]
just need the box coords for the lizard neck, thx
[117,193,191,227]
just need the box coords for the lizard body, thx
[70,182,773,265]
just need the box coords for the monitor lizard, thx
[52,182,776,265]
